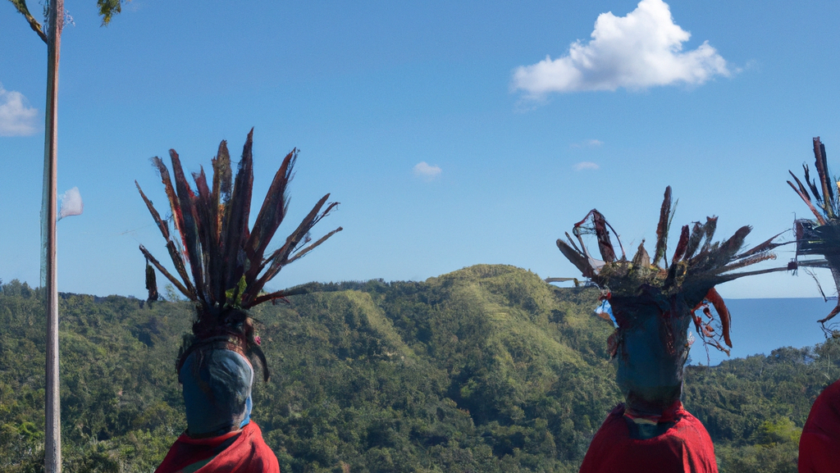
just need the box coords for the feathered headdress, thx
[787,137,840,337]
[556,186,787,356]
[137,129,342,380]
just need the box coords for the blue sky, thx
[2,0,840,304]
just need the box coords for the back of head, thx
[180,347,253,437]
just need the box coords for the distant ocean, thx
[687,298,834,366]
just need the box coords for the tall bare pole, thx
[41,0,63,471]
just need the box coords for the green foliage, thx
[684,340,840,472]
[756,418,802,446]
[7,0,126,36]
[249,265,619,472]
[97,0,125,26]
[1,268,838,472]
[0,279,185,472]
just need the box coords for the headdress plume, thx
[137,129,342,380]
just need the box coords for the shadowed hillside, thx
[1,265,838,472]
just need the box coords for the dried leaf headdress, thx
[787,137,840,337]
[137,129,342,379]
[556,186,787,355]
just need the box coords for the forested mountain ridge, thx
[1,264,838,472]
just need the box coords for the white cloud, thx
[0,84,38,136]
[571,139,603,149]
[58,187,84,220]
[512,0,729,96]
[574,161,600,171]
[413,162,442,181]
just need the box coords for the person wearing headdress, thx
[554,187,785,473]
[136,130,342,473]
[785,137,840,473]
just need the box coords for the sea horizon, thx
[689,297,834,366]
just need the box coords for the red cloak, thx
[799,379,840,473]
[155,421,280,473]
[579,403,718,473]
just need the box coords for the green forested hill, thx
[1,264,838,472]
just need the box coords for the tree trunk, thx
[41,1,63,471]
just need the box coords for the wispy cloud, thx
[58,187,84,221]
[512,0,729,97]
[0,84,38,137]
[574,161,600,171]
[571,139,603,149]
[413,162,442,181]
[126,1,146,12]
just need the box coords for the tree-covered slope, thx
[250,264,620,473]
[685,342,840,473]
[1,264,838,472]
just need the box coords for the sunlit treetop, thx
[7,0,125,44]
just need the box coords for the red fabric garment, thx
[799,379,840,473]
[155,421,280,473]
[579,403,718,473]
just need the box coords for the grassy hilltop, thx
[1,264,839,472]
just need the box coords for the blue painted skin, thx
[614,302,691,415]
[609,294,698,440]
[241,396,252,429]
[180,349,254,438]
